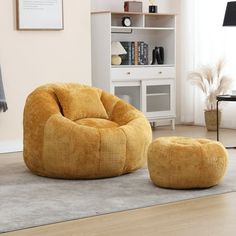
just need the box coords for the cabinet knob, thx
[126,72,131,75]
[158,71,162,74]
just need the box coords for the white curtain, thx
[180,0,236,128]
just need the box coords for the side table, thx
[216,95,236,149]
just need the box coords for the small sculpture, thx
[151,47,164,65]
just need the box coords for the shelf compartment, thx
[145,15,175,28]
[111,13,143,27]
[111,29,175,65]
[146,84,171,112]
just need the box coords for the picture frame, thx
[16,0,64,30]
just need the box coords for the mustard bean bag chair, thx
[148,137,228,189]
[23,83,152,179]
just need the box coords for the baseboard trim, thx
[0,140,23,153]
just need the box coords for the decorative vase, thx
[204,110,221,131]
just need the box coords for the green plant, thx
[188,59,232,110]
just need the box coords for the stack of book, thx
[120,41,149,65]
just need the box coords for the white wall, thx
[0,0,91,153]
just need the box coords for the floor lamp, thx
[223,1,236,26]
[218,2,236,148]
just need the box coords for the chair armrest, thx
[23,85,61,166]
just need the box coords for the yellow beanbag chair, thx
[23,83,152,179]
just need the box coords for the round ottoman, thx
[148,137,228,189]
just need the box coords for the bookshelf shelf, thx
[91,12,176,129]
[111,64,175,68]
[111,26,175,30]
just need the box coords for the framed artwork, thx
[16,0,64,30]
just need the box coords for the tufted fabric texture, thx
[23,83,152,179]
[148,137,228,189]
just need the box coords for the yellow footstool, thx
[148,137,228,189]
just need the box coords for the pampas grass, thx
[188,59,232,110]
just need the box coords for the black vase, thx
[156,47,164,64]
[151,47,164,65]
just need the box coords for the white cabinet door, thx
[112,81,141,110]
[141,79,175,119]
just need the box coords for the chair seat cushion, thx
[75,118,119,129]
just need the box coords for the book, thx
[120,41,132,65]
[138,42,145,65]
[120,41,149,65]
[143,43,149,65]
[134,41,138,65]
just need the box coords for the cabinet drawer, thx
[111,67,175,80]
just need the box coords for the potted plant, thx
[188,59,232,131]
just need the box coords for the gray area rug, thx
[1,151,236,233]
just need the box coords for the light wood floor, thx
[3,192,236,236]
[2,125,236,236]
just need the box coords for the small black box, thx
[149,5,158,13]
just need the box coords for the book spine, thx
[134,41,138,65]
[128,42,132,65]
[131,42,135,65]
[139,42,145,65]
[143,43,149,65]
[138,42,141,65]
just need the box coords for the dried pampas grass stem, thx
[188,59,232,111]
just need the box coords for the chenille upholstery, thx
[148,137,228,189]
[23,83,152,179]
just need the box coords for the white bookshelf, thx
[91,11,176,129]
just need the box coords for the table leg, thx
[171,119,175,130]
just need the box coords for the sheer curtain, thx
[180,0,236,128]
